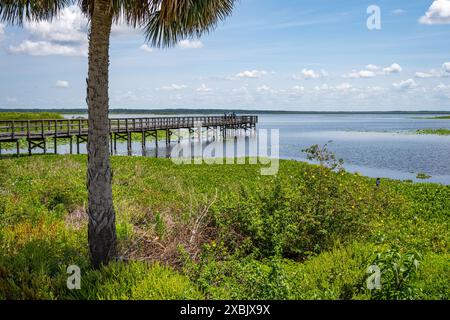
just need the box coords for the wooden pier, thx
[0,115,258,156]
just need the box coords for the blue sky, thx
[0,0,450,111]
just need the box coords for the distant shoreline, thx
[1,108,450,115]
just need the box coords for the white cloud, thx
[366,86,387,92]
[156,84,188,91]
[292,85,305,92]
[415,69,441,78]
[393,79,418,90]
[435,83,450,91]
[419,0,450,24]
[24,6,87,43]
[365,64,380,71]
[383,63,402,74]
[9,40,87,56]
[8,5,136,57]
[443,62,450,75]
[343,63,401,78]
[344,70,376,79]
[235,70,268,79]
[294,69,324,80]
[177,40,204,49]
[139,44,153,53]
[196,84,212,93]
[9,6,87,56]
[314,84,330,91]
[55,80,69,88]
[335,83,353,90]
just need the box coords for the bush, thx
[367,248,422,300]
[212,165,404,259]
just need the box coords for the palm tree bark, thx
[86,0,116,269]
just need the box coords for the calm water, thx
[8,113,450,184]
[257,114,450,184]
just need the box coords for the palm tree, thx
[0,0,235,268]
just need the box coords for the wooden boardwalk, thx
[0,115,258,155]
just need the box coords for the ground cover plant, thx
[0,155,448,300]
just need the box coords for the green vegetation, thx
[0,155,448,300]
[417,129,450,136]
[0,112,63,121]
[417,172,432,180]
[432,116,450,120]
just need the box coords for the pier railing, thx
[0,115,258,141]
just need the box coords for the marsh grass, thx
[417,129,450,136]
[0,155,448,299]
[0,112,64,121]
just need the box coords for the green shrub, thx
[212,165,405,259]
[367,248,422,300]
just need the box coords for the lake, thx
[257,113,450,184]
[17,113,450,185]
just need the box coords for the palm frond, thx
[1,0,235,48]
[0,0,72,25]
[144,0,236,48]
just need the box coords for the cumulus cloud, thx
[314,84,330,91]
[235,70,268,79]
[55,80,69,88]
[393,79,418,90]
[415,70,441,78]
[419,0,450,24]
[443,62,450,75]
[292,69,327,80]
[196,84,212,93]
[301,69,320,79]
[366,86,387,92]
[344,70,376,79]
[365,64,380,71]
[9,40,87,56]
[382,63,402,74]
[414,63,450,78]
[435,83,450,91]
[139,44,153,53]
[335,83,353,90]
[8,6,88,56]
[24,6,87,43]
[292,85,305,92]
[156,84,188,91]
[344,63,402,78]
[8,5,137,57]
[177,40,203,49]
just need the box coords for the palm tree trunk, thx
[86,0,116,269]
